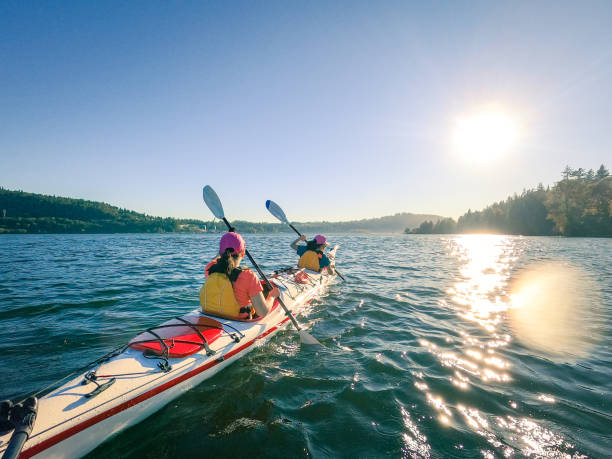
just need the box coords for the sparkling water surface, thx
[1,234,611,458]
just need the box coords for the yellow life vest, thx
[200,272,244,319]
[298,250,321,272]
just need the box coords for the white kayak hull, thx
[0,251,337,459]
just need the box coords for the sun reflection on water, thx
[400,404,431,458]
[448,235,515,329]
[406,235,590,458]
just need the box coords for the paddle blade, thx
[203,186,225,219]
[299,330,323,346]
[265,199,289,224]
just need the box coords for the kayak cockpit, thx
[128,315,238,359]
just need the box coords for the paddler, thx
[201,232,279,320]
[290,234,335,274]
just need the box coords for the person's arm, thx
[290,235,307,251]
[250,286,280,317]
[319,253,334,275]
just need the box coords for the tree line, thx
[0,188,209,234]
[0,188,441,234]
[407,165,611,237]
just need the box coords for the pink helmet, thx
[314,234,327,245]
[219,232,245,256]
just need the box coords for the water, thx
[1,234,611,458]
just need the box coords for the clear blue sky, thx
[1,1,611,221]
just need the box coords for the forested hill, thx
[0,188,442,234]
[0,188,205,234]
[296,213,443,234]
[407,165,612,237]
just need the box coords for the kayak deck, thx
[0,253,337,459]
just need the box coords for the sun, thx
[452,109,519,164]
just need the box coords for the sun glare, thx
[509,263,602,361]
[452,110,519,164]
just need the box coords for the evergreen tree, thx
[596,164,610,180]
[586,169,595,182]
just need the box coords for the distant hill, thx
[0,187,443,234]
[0,188,205,234]
[295,213,443,233]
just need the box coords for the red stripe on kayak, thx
[222,316,289,360]
[20,317,293,458]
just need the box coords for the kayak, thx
[0,248,338,459]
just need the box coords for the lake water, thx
[1,234,610,458]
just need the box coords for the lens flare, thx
[509,263,602,361]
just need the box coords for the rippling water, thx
[1,234,610,458]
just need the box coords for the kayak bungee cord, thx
[4,317,243,408]
[7,343,129,407]
[0,313,248,458]
[0,342,129,459]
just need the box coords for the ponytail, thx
[306,239,319,251]
[209,248,239,278]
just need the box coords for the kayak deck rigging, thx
[4,266,328,406]
[0,254,339,459]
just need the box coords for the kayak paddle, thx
[202,186,322,346]
[265,199,346,281]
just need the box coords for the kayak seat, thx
[129,316,223,358]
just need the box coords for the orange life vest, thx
[298,250,322,272]
[200,272,252,320]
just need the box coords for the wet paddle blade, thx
[265,200,289,224]
[203,186,225,219]
[299,330,323,346]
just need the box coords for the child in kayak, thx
[290,234,334,273]
[201,232,279,320]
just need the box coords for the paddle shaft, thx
[288,223,301,237]
[220,218,303,331]
[2,398,37,459]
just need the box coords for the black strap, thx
[175,317,216,356]
[229,267,243,282]
[208,264,244,283]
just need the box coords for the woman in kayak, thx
[290,234,334,273]
[201,232,279,320]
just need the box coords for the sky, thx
[1,1,611,222]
